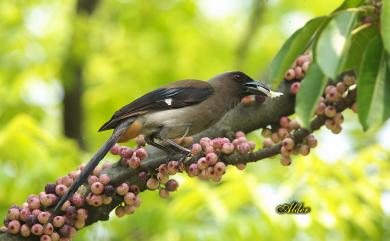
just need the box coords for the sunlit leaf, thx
[295,62,328,128]
[357,36,390,130]
[315,11,358,79]
[268,17,327,88]
[336,0,365,11]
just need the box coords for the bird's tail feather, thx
[53,118,134,213]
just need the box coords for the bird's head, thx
[211,71,283,99]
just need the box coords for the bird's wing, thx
[98,80,214,131]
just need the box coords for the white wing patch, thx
[164,98,173,106]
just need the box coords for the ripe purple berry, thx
[45,183,56,194]
[26,214,38,227]
[103,185,115,196]
[165,179,179,192]
[58,224,72,237]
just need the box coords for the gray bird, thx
[54,71,282,213]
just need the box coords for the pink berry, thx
[7,208,20,220]
[74,219,85,229]
[102,162,112,170]
[316,102,326,115]
[214,162,226,176]
[7,220,21,234]
[120,147,133,158]
[52,216,65,228]
[280,146,292,157]
[124,192,136,206]
[167,161,178,175]
[290,82,300,95]
[91,182,104,195]
[20,224,31,237]
[197,157,208,170]
[206,152,218,165]
[336,82,347,94]
[93,166,102,176]
[135,148,148,160]
[40,194,53,207]
[43,223,54,235]
[58,225,72,237]
[37,211,50,224]
[302,61,310,72]
[279,116,290,128]
[282,138,295,151]
[271,132,280,143]
[71,193,85,207]
[294,66,304,79]
[31,223,44,235]
[278,128,289,139]
[87,175,99,185]
[187,163,199,177]
[284,69,296,81]
[55,184,68,197]
[157,173,169,184]
[129,184,140,195]
[116,183,129,196]
[334,112,344,124]
[221,142,234,154]
[127,156,141,169]
[87,194,103,207]
[191,143,202,155]
[25,214,38,227]
[51,232,60,241]
[158,164,169,175]
[235,131,245,138]
[289,119,300,130]
[27,195,40,210]
[76,208,88,221]
[146,178,159,190]
[306,134,318,148]
[351,102,357,113]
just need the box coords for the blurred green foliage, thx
[1,0,389,241]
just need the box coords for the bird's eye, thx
[233,73,242,80]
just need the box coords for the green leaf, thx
[268,16,327,88]
[336,0,365,11]
[382,0,390,54]
[295,62,328,128]
[357,36,390,130]
[315,11,358,79]
[342,26,379,72]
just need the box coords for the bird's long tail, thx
[53,118,134,213]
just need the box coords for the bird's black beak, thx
[244,81,283,98]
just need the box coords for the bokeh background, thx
[1,0,390,240]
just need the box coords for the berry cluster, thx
[261,116,318,166]
[315,74,356,134]
[285,53,312,95]
[1,154,142,240]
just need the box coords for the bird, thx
[53,71,282,213]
